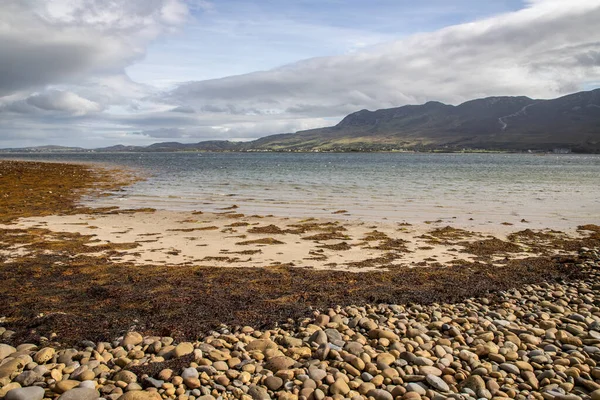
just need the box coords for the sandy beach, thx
[2,209,593,272]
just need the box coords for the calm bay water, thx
[2,152,600,227]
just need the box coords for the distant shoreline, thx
[0,148,594,154]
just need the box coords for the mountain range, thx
[3,89,600,153]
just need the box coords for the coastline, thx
[1,160,600,400]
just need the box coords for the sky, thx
[0,0,599,148]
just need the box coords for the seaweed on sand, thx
[0,160,136,224]
[459,238,523,258]
[0,233,583,345]
[247,225,287,234]
[317,242,353,251]
[302,232,349,241]
[0,160,590,346]
[419,226,477,245]
[235,238,284,245]
[508,228,600,253]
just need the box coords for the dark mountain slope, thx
[249,89,600,152]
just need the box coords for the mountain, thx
[2,89,599,153]
[247,89,600,152]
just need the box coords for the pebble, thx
[181,367,199,379]
[5,387,45,400]
[248,385,271,400]
[0,344,16,361]
[426,374,450,392]
[57,388,100,400]
[406,383,427,395]
[330,379,351,395]
[265,375,283,391]
[0,247,598,400]
[173,342,194,358]
[117,392,163,400]
[367,388,394,400]
[121,332,143,347]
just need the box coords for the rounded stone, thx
[79,381,97,389]
[406,383,427,395]
[184,377,201,389]
[367,389,394,400]
[329,379,350,395]
[308,368,327,382]
[5,387,45,400]
[117,392,163,400]
[426,375,449,392]
[54,380,81,394]
[264,356,295,372]
[14,370,42,386]
[121,332,144,347]
[181,367,199,379]
[265,376,283,391]
[57,388,100,400]
[114,370,138,384]
[174,342,194,358]
[0,344,16,361]
[246,339,278,352]
[248,385,271,400]
[33,347,55,364]
[420,366,443,377]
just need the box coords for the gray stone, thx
[406,383,427,395]
[79,381,97,389]
[248,385,271,400]
[181,367,199,379]
[308,368,327,382]
[309,330,328,346]
[324,328,343,343]
[362,372,374,382]
[142,377,164,388]
[344,342,363,356]
[14,371,42,386]
[584,346,600,354]
[499,363,520,375]
[5,387,45,400]
[426,375,450,392]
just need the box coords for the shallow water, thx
[2,152,600,228]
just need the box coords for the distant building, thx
[553,148,572,154]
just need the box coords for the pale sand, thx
[0,208,585,271]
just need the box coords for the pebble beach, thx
[1,160,600,400]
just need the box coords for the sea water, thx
[2,152,599,228]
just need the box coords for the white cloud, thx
[0,0,190,96]
[166,0,600,121]
[0,0,599,148]
[25,90,103,115]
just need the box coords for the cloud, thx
[166,0,600,119]
[0,0,190,96]
[170,106,196,113]
[25,90,103,115]
[1,0,599,148]
[137,127,188,138]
